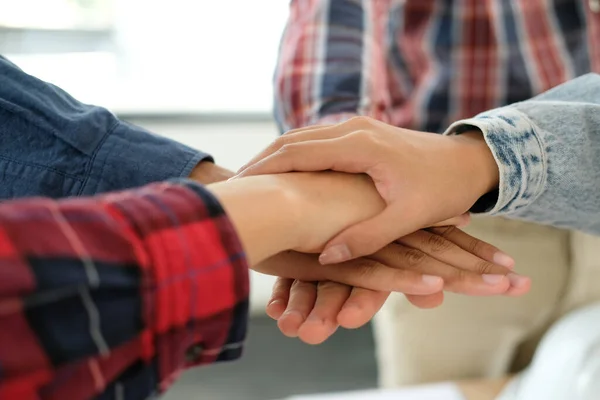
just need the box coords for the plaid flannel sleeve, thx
[0,179,249,400]
[274,0,395,132]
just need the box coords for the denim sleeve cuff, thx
[443,108,548,215]
[80,121,212,195]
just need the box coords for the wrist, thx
[207,175,302,266]
[278,172,384,253]
[450,130,500,201]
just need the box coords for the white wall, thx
[131,118,280,315]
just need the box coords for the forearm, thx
[0,55,212,200]
[208,175,300,265]
[209,172,384,266]
[445,73,600,234]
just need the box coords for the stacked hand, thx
[197,117,530,346]
[260,225,527,345]
[235,116,501,264]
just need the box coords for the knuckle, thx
[474,260,495,275]
[286,127,304,135]
[424,233,453,253]
[467,237,484,255]
[347,115,375,127]
[474,241,496,259]
[317,280,343,293]
[404,248,427,268]
[348,128,387,153]
[277,143,295,154]
[452,268,469,285]
[291,280,315,291]
[349,129,373,142]
[271,136,290,151]
[271,278,289,295]
[351,259,379,280]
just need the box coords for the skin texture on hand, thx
[264,225,529,345]
[208,171,390,264]
[191,161,528,345]
[235,116,501,265]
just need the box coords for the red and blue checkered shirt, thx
[0,180,249,400]
[275,0,600,133]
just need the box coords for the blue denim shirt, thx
[445,73,600,235]
[0,56,211,199]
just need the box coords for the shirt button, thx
[185,344,204,363]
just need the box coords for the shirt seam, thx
[77,121,120,196]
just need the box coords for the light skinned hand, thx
[198,162,530,345]
[235,117,500,265]
[193,163,450,294]
[261,226,530,345]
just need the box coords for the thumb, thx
[319,206,417,265]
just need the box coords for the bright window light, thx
[1,0,289,114]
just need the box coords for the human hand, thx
[235,117,500,264]
[257,226,529,344]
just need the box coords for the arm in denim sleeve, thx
[0,56,212,199]
[443,73,600,234]
[273,0,394,132]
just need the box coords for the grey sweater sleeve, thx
[443,73,600,235]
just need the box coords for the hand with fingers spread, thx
[235,117,500,265]
[258,226,530,345]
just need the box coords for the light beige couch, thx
[372,217,600,387]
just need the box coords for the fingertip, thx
[266,299,286,320]
[390,273,442,295]
[298,321,338,345]
[338,305,369,329]
[319,243,352,265]
[422,275,444,290]
[458,213,471,227]
[277,311,305,337]
[505,273,531,297]
[481,274,511,294]
[493,252,516,269]
[405,292,445,309]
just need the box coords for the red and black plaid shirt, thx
[0,179,249,400]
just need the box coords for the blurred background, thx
[0,1,378,398]
[6,2,600,400]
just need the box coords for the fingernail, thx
[422,275,443,286]
[319,244,351,265]
[507,273,529,288]
[493,252,515,268]
[482,274,505,285]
